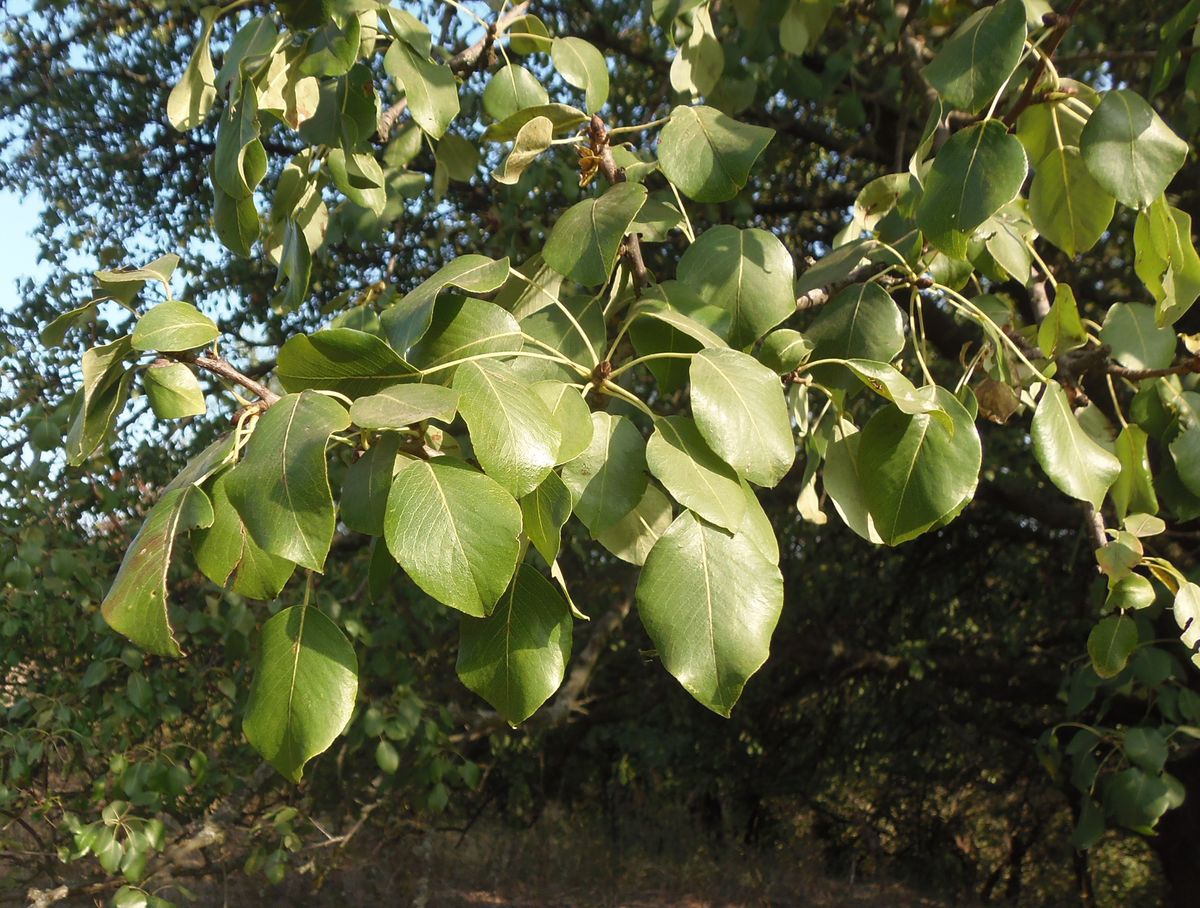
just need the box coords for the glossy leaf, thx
[647,416,746,532]
[481,103,589,142]
[521,472,573,564]
[101,486,214,658]
[493,115,553,185]
[383,39,458,139]
[167,7,219,131]
[676,226,795,348]
[383,459,522,617]
[408,296,522,374]
[1100,302,1177,371]
[806,282,904,365]
[339,434,407,538]
[1028,147,1116,257]
[349,384,459,430]
[923,0,1026,114]
[551,37,609,114]
[636,511,784,717]
[193,472,295,599]
[560,412,648,533]
[1031,382,1121,510]
[657,106,774,203]
[1088,614,1138,679]
[690,348,795,487]
[1080,89,1188,210]
[457,565,572,726]
[243,606,357,782]
[277,328,418,397]
[143,362,206,419]
[543,182,647,287]
[225,392,350,571]
[453,359,560,498]
[594,483,674,566]
[381,255,511,352]
[131,301,219,353]
[531,380,594,465]
[1037,284,1088,359]
[916,119,1027,259]
[858,387,981,545]
[483,64,548,122]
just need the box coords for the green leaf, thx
[453,359,561,498]
[822,428,884,545]
[1134,198,1200,327]
[543,182,647,287]
[630,285,730,351]
[806,281,905,366]
[243,605,357,782]
[380,255,511,352]
[213,181,260,257]
[278,0,332,31]
[1028,147,1116,257]
[647,416,747,532]
[1106,573,1156,612]
[481,103,589,142]
[636,511,783,717]
[132,301,219,353]
[298,16,360,78]
[101,486,214,657]
[839,360,952,431]
[456,564,572,726]
[66,336,134,466]
[1107,767,1173,831]
[1124,727,1169,774]
[1088,614,1138,679]
[594,483,674,566]
[214,91,267,200]
[349,383,459,430]
[1031,382,1121,510]
[167,7,219,131]
[216,16,277,92]
[383,39,458,139]
[520,472,573,564]
[858,387,982,545]
[193,472,295,599]
[561,412,648,533]
[378,7,430,56]
[1169,425,1200,498]
[676,226,795,348]
[1112,425,1159,520]
[758,329,812,373]
[225,392,351,571]
[922,0,1027,114]
[516,293,604,380]
[383,459,522,617]
[143,362,206,419]
[531,380,594,465]
[41,301,99,347]
[506,13,550,55]
[1080,89,1188,210]
[669,5,723,97]
[164,433,238,493]
[277,328,418,397]
[408,296,522,375]
[492,115,554,185]
[1037,284,1088,358]
[690,348,795,487]
[916,119,1028,259]
[339,434,406,537]
[551,37,609,114]
[1099,302,1177,371]
[483,64,549,124]
[657,106,774,203]
[327,148,385,215]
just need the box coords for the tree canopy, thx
[4,1,1200,905]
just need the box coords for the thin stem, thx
[909,288,935,386]
[932,282,1052,382]
[519,331,585,368]
[1025,240,1059,287]
[1106,373,1129,428]
[667,181,696,243]
[609,351,697,380]
[508,266,600,365]
[608,116,673,137]
[599,380,655,418]
[419,349,587,378]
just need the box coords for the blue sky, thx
[0,189,44,312]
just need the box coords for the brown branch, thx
[375,98,407,142]
[447,1,530,75]
[588,114,651,293]
[171,351,280,407]
[1108,356,1200,382]
[1003,0,1088,127]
